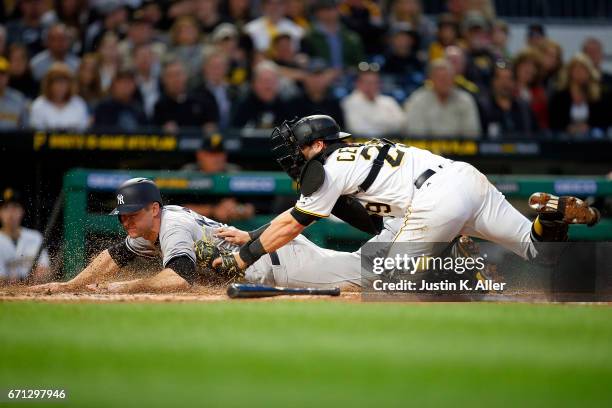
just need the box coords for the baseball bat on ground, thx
[227,283,341,298]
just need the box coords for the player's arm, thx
[89,268,190,293]
[29,249,121,293]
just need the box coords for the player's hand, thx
[212,253,246,279]
[28,282,69,294]
[85,282,128,293]
[214,226,250,245]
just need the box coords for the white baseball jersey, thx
[295,141,452,219]
[0,228,49,280]
[294,141,536,261]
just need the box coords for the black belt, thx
[269,251,280,266]
[414,165,444,189]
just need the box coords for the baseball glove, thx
[194,239,220,270]
[194,239,244,280]
[216,252,244,279]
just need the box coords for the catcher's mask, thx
[270,118,305,181]
[270,115,351,180]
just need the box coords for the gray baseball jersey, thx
[124,205,236,267]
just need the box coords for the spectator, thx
[83,2,128,53]
[30,23,80,82]
[230,61,292,129]
[404,58,480,138]
[582,37,612,93]
[168,16,204,81]
[268,32,308,94]
[209,23,251,87]
[132,44,161,120]
[220,0,254,29]
[536,38,563,96]
[549,53,607,136]
[381,25,424,78]
[193,49,236,130]
[5,0,47,56]
[388,0,435,52]
[338,0,386,55]
[286,0,311,30]
[526,23,546,49]
[467,0,496,21]
[118,10,165,69]
[462,11,496,94]
[7,43,39,100]
[41,0,90,55]
[194,0,227,36]
[428,13,460,61]
[479,61,538,139]
[0,188,51,283]
[30,62,89,131]
[154,60,218,133]
[244,0,304,53]
[445,45,479,95]
[514,48,548,130]
[139,0,164,31]
[93,69,147,131]
[0,24,6,56]
[97,31,121,92]
[182,135,254,222]
[0,57,29,130]
[302,0,365,70]
[491,20,510,59]
[288,59,344,127]
[76,53,103,111]
[341,63,405,137]
[445,0,469,25]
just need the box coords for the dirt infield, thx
[0,284,362,303]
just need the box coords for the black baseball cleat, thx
[529,192,601,226]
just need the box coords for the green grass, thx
[1,301,612,407]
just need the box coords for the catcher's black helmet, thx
[109,178,162,215]
[270,115,350,180]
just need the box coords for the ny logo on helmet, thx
[117,194,124,205]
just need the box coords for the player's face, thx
[300,140,325,160]
[119,204,157,238]
[0,204,24,230]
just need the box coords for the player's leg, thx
[387,164,474,257]
[249,235,364,289]
[454,162,536,259]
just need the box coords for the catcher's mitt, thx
[194,239,219,269]
[194,239,244,280]
[216,252,244,279]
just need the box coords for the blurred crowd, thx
[0,0,611,139]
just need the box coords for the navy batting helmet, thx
[109,178,162,215]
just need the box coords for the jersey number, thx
[360,146,405,167]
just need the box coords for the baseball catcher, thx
[210,114,600,276]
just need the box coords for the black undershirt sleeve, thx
[108,241,136,267]
[165,255,197,285]
[331,196,383,235]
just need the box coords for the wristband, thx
[238,238,267,266]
